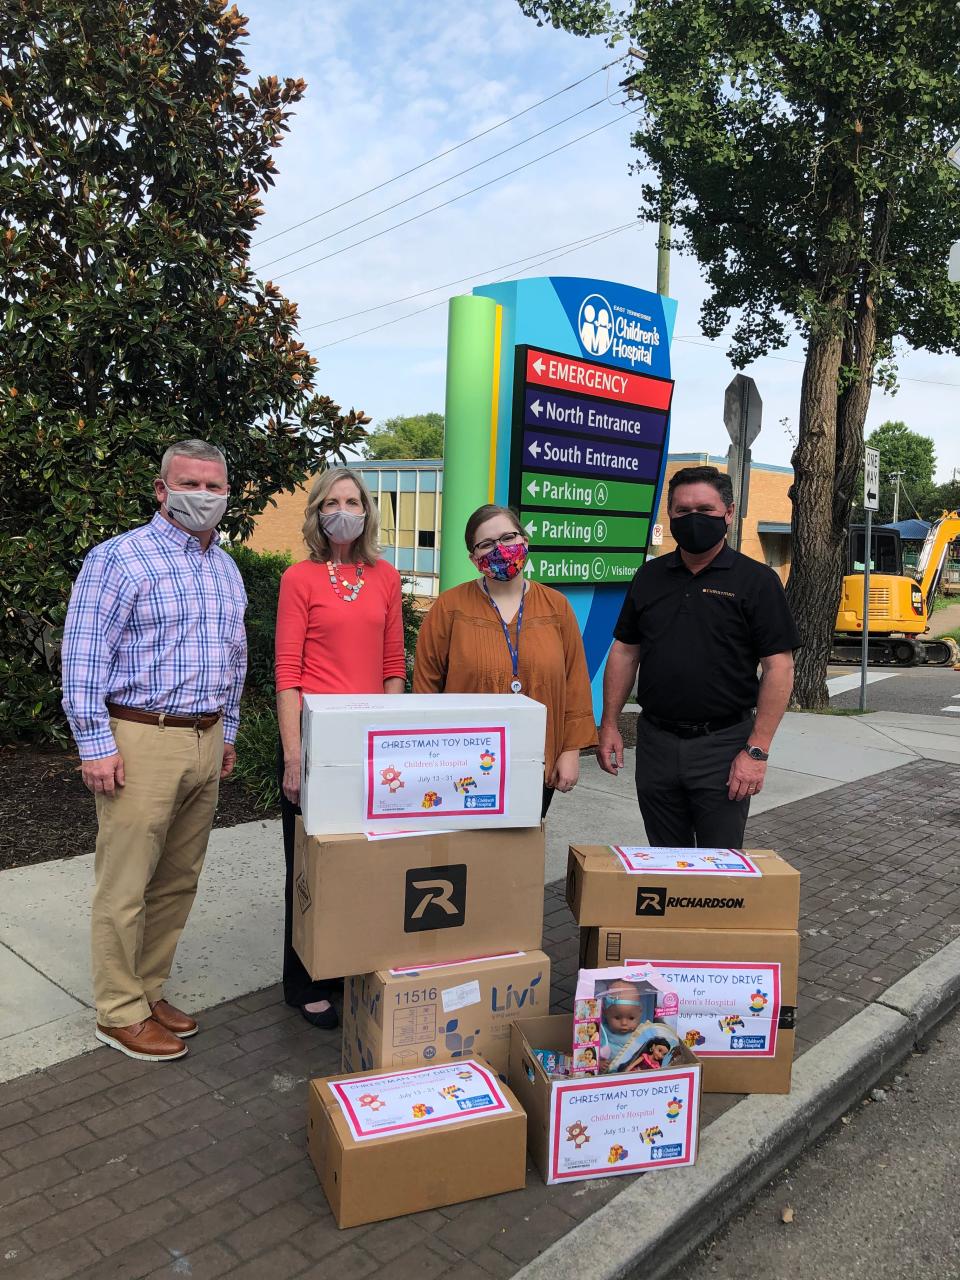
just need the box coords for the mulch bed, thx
[1,712,635,873]
[0,745,278,872]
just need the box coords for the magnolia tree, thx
[0,2,369,738]
[519,0,960,705]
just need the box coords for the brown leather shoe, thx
[95,1018,187,1061]
[149,999,198,1038]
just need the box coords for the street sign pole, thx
[860,446,880,711]
[723,374,762,551]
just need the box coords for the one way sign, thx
[864,446,880,512]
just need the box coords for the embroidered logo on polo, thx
[701,587,736,599]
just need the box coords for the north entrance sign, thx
[511,344,674,585]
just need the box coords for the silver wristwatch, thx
[745,744,769,762]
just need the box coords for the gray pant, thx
[634,714,754,848]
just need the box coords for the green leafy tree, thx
[922,477,960,521]
[519,0,960,706]
[361,412,444,460]
[852,421,936,522]
[0,1,370,741]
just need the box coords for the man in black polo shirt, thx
[597,465,799,847]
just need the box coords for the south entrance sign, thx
[511,345,673,585]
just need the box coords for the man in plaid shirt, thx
[62,440,247,1062]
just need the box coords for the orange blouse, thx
[412,579,598,776]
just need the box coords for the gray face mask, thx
[320,509,366,545]
[164,485,229,532]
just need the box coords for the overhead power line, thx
[255,95,610,273]
[253,53,634,249]
[309,222,640,351]
[299,220,639,333]
[271,111,640,283]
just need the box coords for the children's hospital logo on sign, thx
[578,293,614,356]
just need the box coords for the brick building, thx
[245,453,794,592]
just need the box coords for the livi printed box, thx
[300,693,546,835]
[293,821,545,980]
[509,1014,701,1185]
[307,1059,527,1227]
[580,927,799,1093]
[567,845,800,931]
[342,950,551,1079]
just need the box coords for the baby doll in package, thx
[572,966,681,1076]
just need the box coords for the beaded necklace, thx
[326,560,365,603]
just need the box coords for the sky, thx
[240,0,959,490]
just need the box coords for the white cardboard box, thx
[300,693,547,835]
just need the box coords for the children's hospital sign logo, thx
[578,293,613,356]
[575,287,663,370]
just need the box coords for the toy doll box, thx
[293,820,545,980]
[342,950,551,1080]
[580,927,799,1094]
[300,693,546,835]
[566,845,800,931]
[307,1058,527,1227]
[508,1015,701,1185]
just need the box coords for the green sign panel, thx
[524,550,646,586]
[520,471,655,515]
[521,510,648,549]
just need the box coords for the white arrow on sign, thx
[528,440,541,458]
[533,358,545,375]
[526,480,539,497]
[526,521,538,537]
[530,399,542,417]
[524,559,535,576]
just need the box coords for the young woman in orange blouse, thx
[275,468,405,1028]
[413,504,597,818]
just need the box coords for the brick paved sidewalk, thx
[1,759,959,1280]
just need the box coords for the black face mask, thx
[670,512,728,554]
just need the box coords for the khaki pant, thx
[92,716,222,1026]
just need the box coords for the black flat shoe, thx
[300,1003,339,1030]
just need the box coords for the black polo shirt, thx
[613,545,801,721]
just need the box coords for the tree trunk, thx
[786,317,846,709]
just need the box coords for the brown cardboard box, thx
[343,951,551,1079]
[293,820,545,979]
[566,845,800,931]
[508,1014,702,1184]
[580,926,799,1093]
[307,1059,527,1226]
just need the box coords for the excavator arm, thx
[915,513,960,610]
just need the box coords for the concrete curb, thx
[513,935,960,1280]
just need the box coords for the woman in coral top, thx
[413,504,597,818]
[275,468,406,1029]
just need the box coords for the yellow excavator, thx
[833,511,960,666]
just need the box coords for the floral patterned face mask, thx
[474,539,528,581]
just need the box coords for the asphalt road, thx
[673,1004,960,1280]
[827,665,960,718]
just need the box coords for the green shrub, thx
[225,545,292,708]
[231,704,280,812]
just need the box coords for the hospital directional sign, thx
[510,344,674,585]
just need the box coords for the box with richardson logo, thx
[580,927,799,1093]
[342,951,551,1079]
[300,693,546,835]
[307,1058,527,1227]
[508,1014,701,1185]
[566,845,800,931]
[293,821,545,980]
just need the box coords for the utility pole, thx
[889,470,904,523]
[656,183,670,296]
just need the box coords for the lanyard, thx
[482,580,526,693]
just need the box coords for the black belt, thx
[641,708,753,738]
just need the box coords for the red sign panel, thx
[525,348,674,413]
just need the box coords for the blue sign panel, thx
[522,387,667,447]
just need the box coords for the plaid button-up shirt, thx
[62,513,247,760]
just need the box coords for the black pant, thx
[541,783,554,820]
[277,745,338,1007]
[634,715,753,847]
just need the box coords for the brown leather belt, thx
[107,701,222,730]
